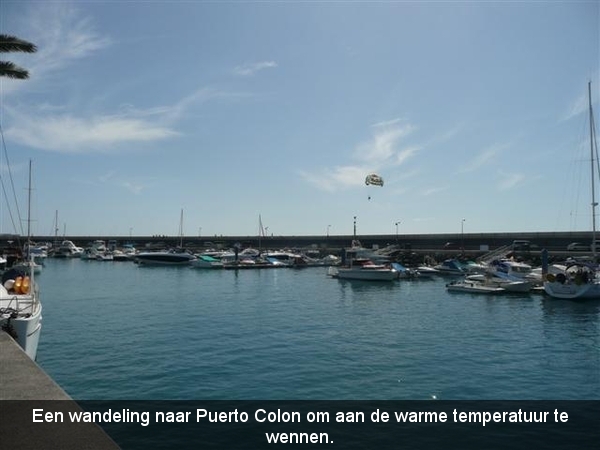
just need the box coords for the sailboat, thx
[544,81,600,300]
[0,159,43,359]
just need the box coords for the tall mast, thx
[27,159,32,241]
[589,81,598,261]
[179,208,184,247]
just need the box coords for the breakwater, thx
[5,230,596,254]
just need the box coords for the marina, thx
[13,255,597,401]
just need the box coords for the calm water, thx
[35,258,600,400]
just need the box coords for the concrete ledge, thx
[0,332,71,400]
[0,332,120,449]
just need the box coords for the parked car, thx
[567,242,600,251]
[567,242,588,251]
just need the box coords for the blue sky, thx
[0,1,599,238]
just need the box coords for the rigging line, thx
[0,122,24,236]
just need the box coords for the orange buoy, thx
[21,276,30,294]
[14,276,23,294]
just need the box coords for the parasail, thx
[365,173,384,187]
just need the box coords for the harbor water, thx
[36,258,600,400]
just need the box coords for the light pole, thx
[395,221,401,244]
[353,216,357,240]
[461,218,466,254]
[327,224,331,237]
[198,227,202,237]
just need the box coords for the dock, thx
[0,332,120,449]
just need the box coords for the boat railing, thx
[476,244,513,264]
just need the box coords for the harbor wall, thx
[3,230,597,253]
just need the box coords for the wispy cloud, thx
[3,3,111,96]
[300,119,419,191]
[496,170,526,190]
[2,4,249,153]
[458,145,501,173]
[561,91,588,122]
[4,107,178,153]
[233,61,278,76]
[421,186,448,196]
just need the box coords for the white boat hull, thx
[446,280,505,294]
[1,289,42,360]
[543,281,600,300]
[329,266,397,281]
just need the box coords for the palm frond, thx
[0,61,30,79]
[0,34,37,53]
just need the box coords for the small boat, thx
[433,259,467,275]
[191,254,224,269]
[446,279,505,294]
[135,249,196,266]
[466,274,533,293]
[328,258,397,281]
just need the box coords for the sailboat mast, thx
[179,208,184,247]
[27,159,32,241]
[589,81,598,260]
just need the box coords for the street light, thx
[395,221,401,244]
[327,224,331,237]
[461,218,466,253]
[353,216,357,239]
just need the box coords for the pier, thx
[0,332,120,449]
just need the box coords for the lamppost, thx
[198,227,202,237]
[461,218,466,254]
[395,221,401,244]
[327,224,331,237]
[353,216,357,239]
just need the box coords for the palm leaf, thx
[0,61,30,79]
[0,34,37,53]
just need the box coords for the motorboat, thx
[0,263,42,360]
[328,258,397,281]
[465,274,533,293]
[488,259,541,285]
[433,259,467,276]
[53,240,84,258]
[446,279,505,294]
[191,254,224,269]
[135,248,196,266]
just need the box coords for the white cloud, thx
[233,61,278,76]
[4,110,178,153]
[301,119,419,191]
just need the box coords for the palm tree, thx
[0,34,37,79]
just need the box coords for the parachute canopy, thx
[365,173,384,187]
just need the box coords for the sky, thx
[0,0,599,239]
